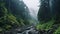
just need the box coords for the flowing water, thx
[4,0,40,34]
[15,0,40,34]
[18,0,40,34]
[23,0,40,25]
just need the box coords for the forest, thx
[0,0,60,34]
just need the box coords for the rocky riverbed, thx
[0,24,59,34]
[0,25,39,34]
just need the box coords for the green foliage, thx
[0,28,3,32]
[18,18,25,26]
[0,1,20,30]
[0,0,33,31]
[4,25,12,31]
[36,19,55,30]
[54,27,60,34]
[7,14,20,25]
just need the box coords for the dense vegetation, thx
[37,0,60,34]
[0,0,32,31]
[0,0,60,34]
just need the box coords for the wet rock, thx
[3,25,39,34]
[38,29,47,34]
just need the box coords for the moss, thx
[0,28,3,32]
[0,2,20,30]
[54,27,60,34]
[36,19,55,31]
[4,25,12,31]
[7,14,19,24]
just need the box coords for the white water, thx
[23,0,40,25]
